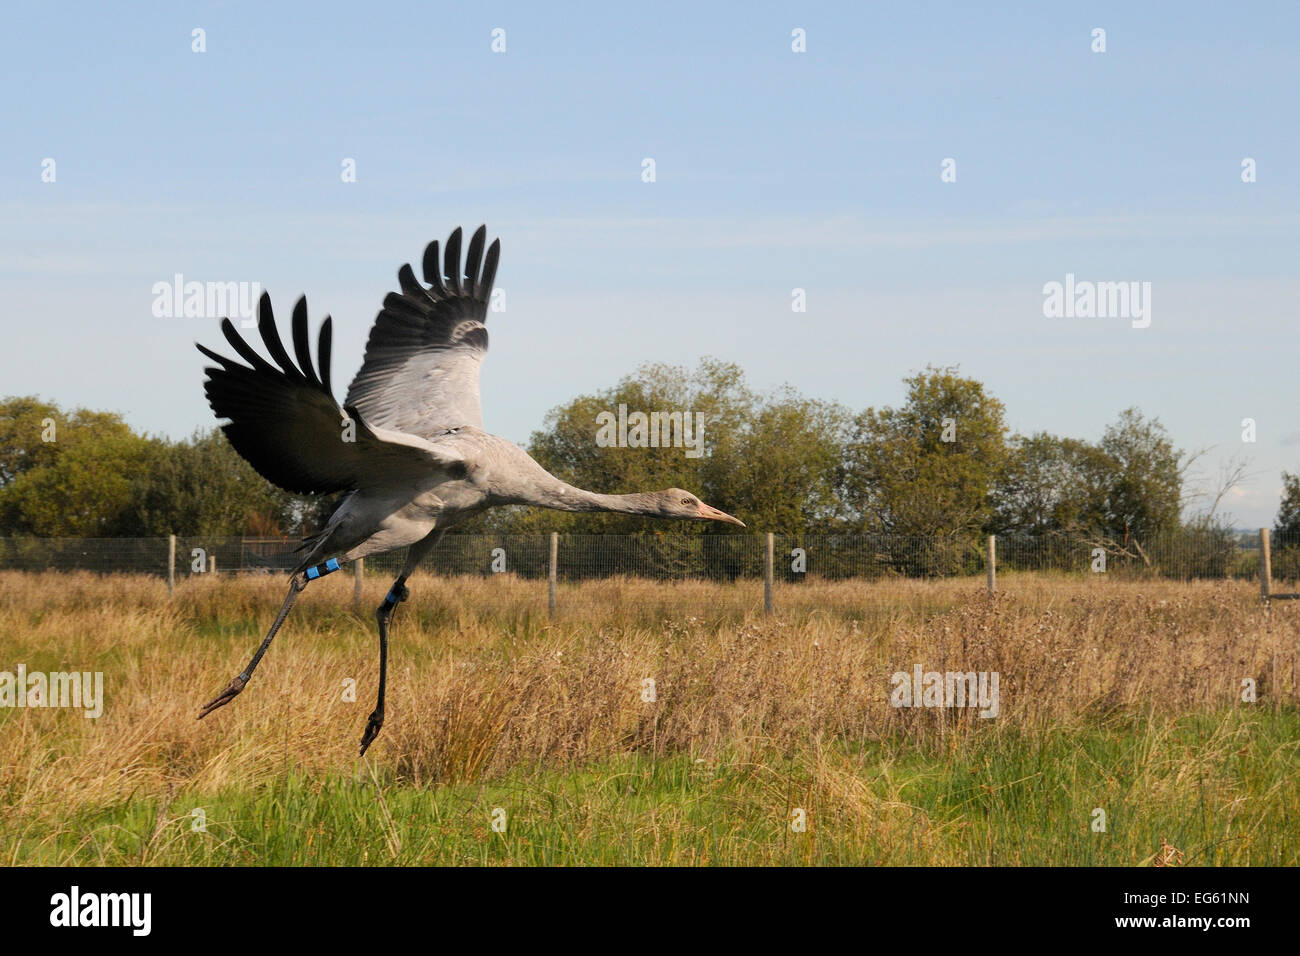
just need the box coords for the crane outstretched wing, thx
[344,225,500,438]
[197,293,464,495]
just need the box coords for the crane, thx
[194,226,744,754]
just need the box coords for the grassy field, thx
[1,570,1297,865]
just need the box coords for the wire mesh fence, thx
[4,530,1298,622]
[2,530,1298,585]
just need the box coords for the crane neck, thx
[489,442,669,517]
[506,470,665,515]
[525,482,665,517]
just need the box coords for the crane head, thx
[660,489,745,527]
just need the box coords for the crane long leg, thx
[359,574,408,755]
[196,557,341,719]
[358,531,442,756]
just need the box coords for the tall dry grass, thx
[1,569,1295,831]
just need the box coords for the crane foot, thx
[197,675,247,719]
[359,708,384,755]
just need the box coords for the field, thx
[1,570,1297,866]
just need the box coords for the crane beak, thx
[697,502,745,527]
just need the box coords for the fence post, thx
[168,534,176,596]
[548,532,558,616]
[353,557,364,606]
[1260,528,1271,603]
[764,532,774,615]
[987,534,996,596]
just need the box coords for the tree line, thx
[3,363,1296,548]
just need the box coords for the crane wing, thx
[344,225,500,439]
[197,293,464,495]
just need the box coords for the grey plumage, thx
[344,228,497,438]
[194,226,743,754]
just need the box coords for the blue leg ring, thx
[306,557,342,580]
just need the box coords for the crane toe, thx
[197,675,247,719]
[359,708,384,755]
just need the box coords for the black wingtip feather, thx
[396,263,425,299]
[413,226,498,304]
[479,239,500,300]
[318,317,334,398]
[201,295,335,406]
[220,318,278,376]
[464,227,485,289]
[258,297,304,384]
[291,297,321,390]
[196,341,234,369]
[444,227,463,293]
[422,240,445,293]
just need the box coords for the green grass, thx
[5,572,1296,865]
[9,709,1296,866]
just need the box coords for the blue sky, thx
[2,1,1297,526]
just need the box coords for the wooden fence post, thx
[548,532,558,616]
[987,534,996,596]
[168,534,176,596]
[1260,528,1271,603]
[354,557,364,606]
[764,532,774,615]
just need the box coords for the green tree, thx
[0,397,297,537]
[0,396,133,488]
[991,411,1184,542]
[479,359,847,534]
[498,365,725,534]
[716,390,849,533]
[842,366,1009,536]
[1096,408,1183,539]
[992,432,1112,534]
[1,430,156,535]
[124,429,293,537]
[1274,472,1300,538]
